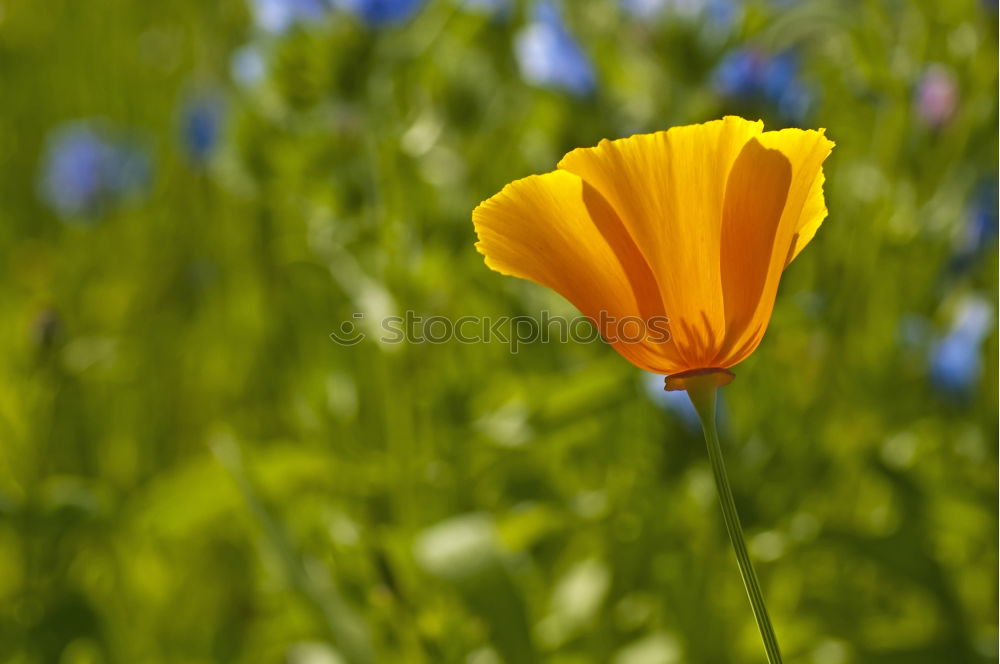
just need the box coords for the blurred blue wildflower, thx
[515,0,596,97]
[713,48,813,123]
[949,181,999,272]
[714,49,762,96]
[181,93,225,166]
[335,0,427,26]
[765,53,812,122]
[231,44,267,88]
[929,296,994,398]
[39,122,151,221]
[250,0,331,33]
[915,64,958,129]
[760,52,796,99]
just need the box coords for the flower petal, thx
[717,138,793,358]
[786,167,829,264]
[473,170,681,372]
[716,127,834,366]
[557,116,764,369]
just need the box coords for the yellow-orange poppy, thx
[472,116,834,390]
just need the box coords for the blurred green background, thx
[0,0,997,662]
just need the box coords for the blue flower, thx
[335,0,427,26]
[515,0,596,97]
[39,122,150,221]
[930,335,980,395]
[949,181,998,272]
[250,0,331,33]
[929,296,993,398]
[714,49,764,97]
[181,93,225,166]
[713,48,813,123]
[759,51,796,100]
[967,184,999,250]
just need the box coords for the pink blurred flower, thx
[915,64,958,128]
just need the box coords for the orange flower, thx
[473,116,833,390]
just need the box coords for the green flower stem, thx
[687,384,783,664]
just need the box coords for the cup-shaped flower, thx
[472,116,833,390]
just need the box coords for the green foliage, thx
[0,0,995,662]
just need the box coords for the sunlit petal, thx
[716,138,792,362]
[557,116,764,368]
[473,170,681,371]
[717,127,834,366]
